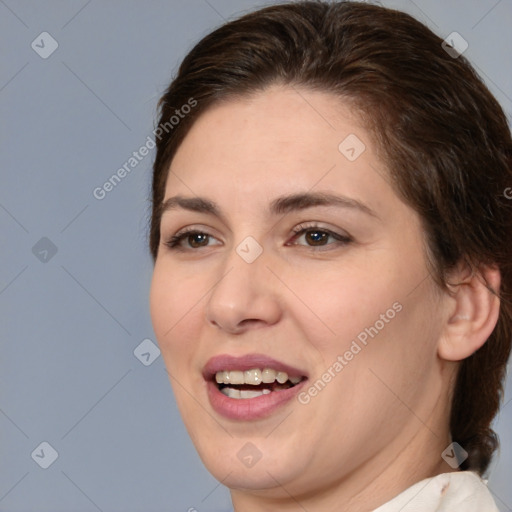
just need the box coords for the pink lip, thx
[203,353,308,421]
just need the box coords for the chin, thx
[192,433,310,493]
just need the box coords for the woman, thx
[148,1,512,510]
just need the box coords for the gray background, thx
[1,0,511,511]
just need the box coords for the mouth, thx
[203,354,308,420]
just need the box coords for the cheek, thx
[293,258,439,385]
[286,264,397,355]
[149,265,205,367]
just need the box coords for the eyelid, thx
[164,223,222,241]
[290,221,349,236]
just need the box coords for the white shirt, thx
[373,471,499,511]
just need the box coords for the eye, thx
[288,223,352,249]
[164,228,221,251]
[163,223,352,252]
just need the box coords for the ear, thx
[437,262,501,362]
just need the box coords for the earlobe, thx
[438,264,501,362]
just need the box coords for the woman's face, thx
[150,86,452,502]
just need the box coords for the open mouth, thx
[204,355,308,419]
[215,368,305,399]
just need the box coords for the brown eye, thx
[289,225,352,250]
[187,233,210,248]
[304,230,330,246]
[165,230,219,251]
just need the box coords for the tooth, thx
[244,369,262,385]
[261,368,277,383]
[240,389,264,399]
[276,371,288,384]
[228,370,244,385]
[216,368,301,386]
[262,389,271,395]
[221,387,241,399]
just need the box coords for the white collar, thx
[373,471,498,511]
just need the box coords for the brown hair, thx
[149,1,512,475]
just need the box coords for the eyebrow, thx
[160,191,379,220]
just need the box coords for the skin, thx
[149,85,500,511]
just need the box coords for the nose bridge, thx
[205,239,281,332]
[210,238,267,306]
[218,233,268,291]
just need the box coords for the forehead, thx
[164,86,395,218]
[173,86,362,165]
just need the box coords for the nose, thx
[205,246,282,334]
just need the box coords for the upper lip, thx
[203,353,308,381]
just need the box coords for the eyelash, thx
[164,223,352,252]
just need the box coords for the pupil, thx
[190,233,208,247]
[306,231,327,245]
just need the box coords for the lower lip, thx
[206,380,307,420]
